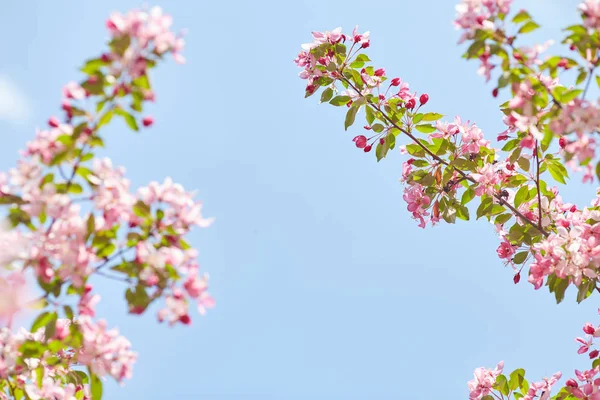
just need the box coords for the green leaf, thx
[31,311,53,333]
[365,106,375,125]
[541,126,553,153]
[44,312,58,340]
[560,89,583,103]
[96,243,116,258]
[596,161,600,182]
[596,75,600,89]
[68,183,84,194]
[519,20,540,34]
[97,109,114,129]
[133,200,151,218]
[547,160,568,184]
[115,108,139,131]
[81,58,109,74]
[415,124,436,134]
[514,185,529,207]
[577,280,593,303]
[461,187,475,205]
[495,213,512,225]
[371,123,384,133]
[466,40,485,58]
[329,96,351,106]
[320,88,333,103]
[513,251,528,264]
[476,197,494,219]
[63,305,74,320]
[90,370,103,400]
[509,368,526,391]
[517,157,530,172]
[494,374,510,396]
[421,113,443,122]
[345,106,359,131]
[512,10,531,23]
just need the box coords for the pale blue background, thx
[0,0,597,398]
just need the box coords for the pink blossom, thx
[467,361,504,400]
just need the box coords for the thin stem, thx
[582,67,596,100]
[94,269,132,284]
[534,142,543,230]
[339,75,549,237]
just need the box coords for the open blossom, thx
[467,361,504,400]
[106,6,185,62]
[459,118,490,154]
[472,164,500,196]
[580,0,600,30]
[454,0,512,43]
[403,183,431,228]
[78,316,137,383]
[496,241,516,260]
[523,372,562,400]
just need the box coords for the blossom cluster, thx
[296,0,600,397]
[0,6,213,398]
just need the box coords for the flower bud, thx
[142,116,154,127]
[419,94,429,105]
[48,116,60,128]
[584,323,596,335]
[590,349,599,358]
[566,379,578,388]
[374,68,385,77]
[559,137,567,148]
[364,144,372,152]
[492,88,499,98]
[513,273,520,284]
[391,78,401,86]
[406,99,416,109]
[353,135,367,149]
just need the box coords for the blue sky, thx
[0,0,597,399]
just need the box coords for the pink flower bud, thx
[513,273,520,284]
[566,379,578,388]
[584,323,596,335]
[142,116,154,127]
[379,138,385,145]
[364,126,372,130]
[364,144,372,153]
[406,99,416,109]
[492,88,499,98]
[419,94,429,105]
[391,78,401,86]
[374,68,385,77]
[48,116,60,128]
[179,314,191,325]
[353,135,367,149]
[559,137,567,148]
[361,41,370,49]
[590,349,599,358]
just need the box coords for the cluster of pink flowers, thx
[580,0,600,31]
[0,326,91,399]
[106,6,185,64]
[78,316,137,383]
[402,183,431,228]
[454,0,513,43]
[294,26,370,96]
[523,372,562,400]
[467,361,504,399]
[0,6,218,397]
[529,202,600,289]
